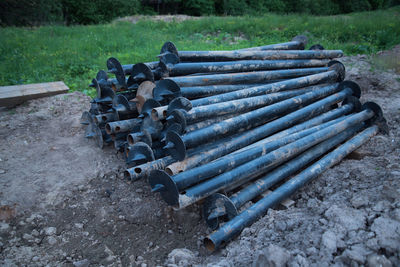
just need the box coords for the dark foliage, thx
[0,0,398,26]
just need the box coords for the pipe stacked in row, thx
[80,36,388,251]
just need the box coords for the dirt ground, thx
[0,48,399,266]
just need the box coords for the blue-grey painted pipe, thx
[176,50,343,62]
[204,125,380,251]
[188,83,327,108]
[150,89,359,205]
[190,63,344,106]
[203,123,362,229]
[124,129,247,181]
[168,88,312,129]
[140,100,354,183]
[235,37,307,51]
[168,67,329,87]
[164,90,357,175]
[174,108,377,209]
[181,83,266,99]
[163,36,307,60]
[171,116,349,191]
[165,83,344,160]
[166,59,329,76]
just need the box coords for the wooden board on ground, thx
[0,81,69,108]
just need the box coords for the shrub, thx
[0,0,63,26]
[62,0,141,25]
[182,0,215,16]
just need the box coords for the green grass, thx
[1,6,399,96]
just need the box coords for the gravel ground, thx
[0,50,399,266]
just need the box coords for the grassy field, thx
[0,6,399,96]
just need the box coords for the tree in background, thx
[0,0,399,26]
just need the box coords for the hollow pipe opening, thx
[204,238,216,252]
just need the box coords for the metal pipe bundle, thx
[79,36,387,252]
[204,121,383,251]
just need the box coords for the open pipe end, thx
[203,238,216,252]
[127,134,135,146]
[105,123,112,135]
[151,109,160,121]
[124,170,132,181]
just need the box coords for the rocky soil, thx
[0,49,399,266]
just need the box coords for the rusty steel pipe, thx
[169,49,342,62]
[160,36,308,60]
[124,85,358,181]
[166,88,312,130]
[167,67,329,87]
[160,103,381,209]
[150,115,350,198]
[164,115,351,192]
[187,62,344,107]
[164,85,359,175]
[105,118,142,135]
[164,82,345,161]
[203,123,363,229]
[204,121,383,251]
[161,59,329,77]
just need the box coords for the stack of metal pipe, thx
[80,36,388,251]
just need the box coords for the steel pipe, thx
[105,118,142,135]
[166,88,311,130]
[164,103,381,209]
[160,36,308,60]
[164,82,347,161]
[153,97,370,208]
[167,67,329,87]
[203,123,362,229]
[170,50,342,62]
[124,133,241,181]
[180,83,267,99]
[164,85,359,175]
[235,35,308,51]
[150,116,350,198]
[125,85,358,181]
[162,59,329,77]
[188,62,344,106]
[204,121,383,251]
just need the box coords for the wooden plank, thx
[0,81,69,108]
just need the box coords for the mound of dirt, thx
[0,50,399,266]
